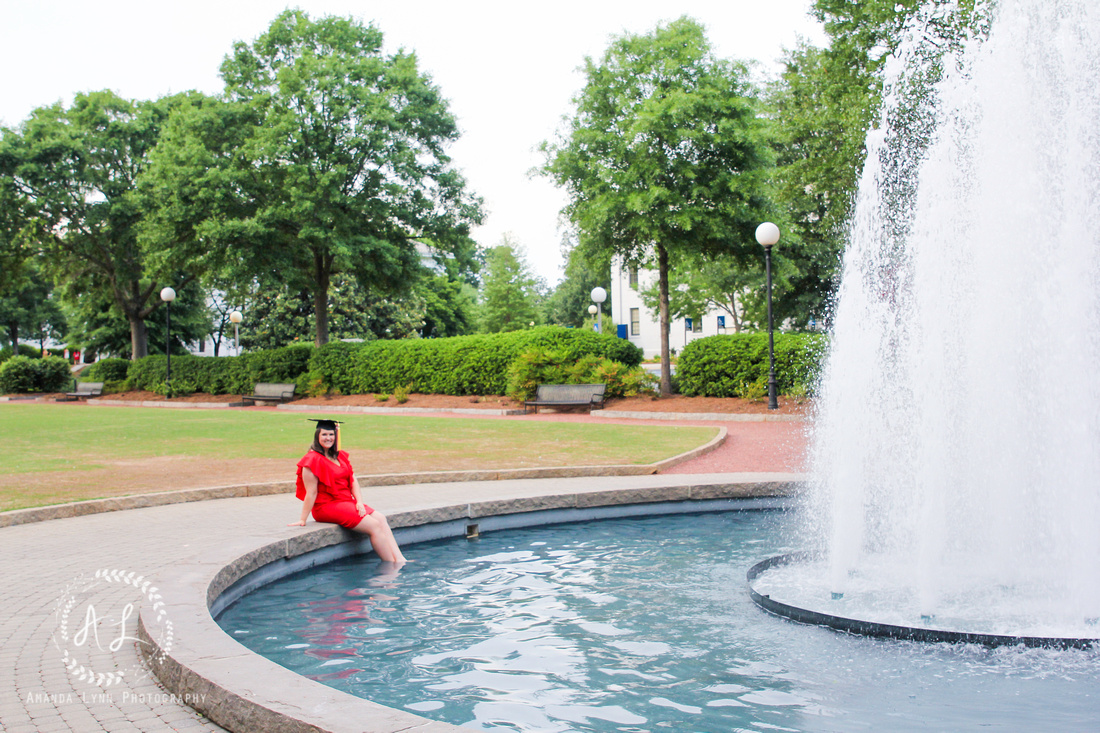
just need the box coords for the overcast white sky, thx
[1,1,825,284]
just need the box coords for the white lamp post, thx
[587,304,598,329]
[229,310,243,355]
[590,286,607,334]
[160,287,176,395]
[755,222,780,410]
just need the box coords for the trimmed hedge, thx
[116,329,644,398]
[676,333,827,397]
[0,344,44,366]
[310,327,644,397]
[127,345,313,395]
[84,358,131,383]
[0,355,73,393]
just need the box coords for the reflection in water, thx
[218,512,1100,732]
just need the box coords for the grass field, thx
[0,404,718,511]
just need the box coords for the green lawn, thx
[0,404,717,511]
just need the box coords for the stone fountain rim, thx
[747,552,1099,650]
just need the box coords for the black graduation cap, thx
[307,418,344,449]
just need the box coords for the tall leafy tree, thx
[541,17,773,393]
[59,277,209,359]
[0,263,66,352]
[477,237,544,333]
[639,251,769,333]
[542,245,611,329]
[769,0,989,325]
[420,271,478,338]
[141,10,482,347]
[0,91,191,359]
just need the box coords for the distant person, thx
[289,419,407,564]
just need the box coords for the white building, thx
[609,257,736,359]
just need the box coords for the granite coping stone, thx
[137,477,804,733]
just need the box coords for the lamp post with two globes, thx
[590,287,607,333]
[229,310,243,355]
[755,222,780,410]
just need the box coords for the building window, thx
[692,318,702,333]
[717,316,726,330]
[630,308,640,336]
[684,318,693,331]
[628,266,638,289]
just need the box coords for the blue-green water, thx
[217,511,1100,731]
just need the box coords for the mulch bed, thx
[2,391,810,414]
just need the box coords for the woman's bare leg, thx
[353,511,407,563]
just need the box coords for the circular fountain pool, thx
[216,510,1100,732]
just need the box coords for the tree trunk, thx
[729,295,742,333]
[313,250,331,347]
[657,243,672,395]
[130,315,148,360]
[7,324,17,353]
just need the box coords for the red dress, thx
[295,449,375,528]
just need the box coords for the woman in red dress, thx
[289,420,407,564]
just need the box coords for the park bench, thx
[240,382,297,406]
[524,383,606,414]
[56,382,104,402]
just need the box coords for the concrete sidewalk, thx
[0,412,808,733]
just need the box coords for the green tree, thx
[768,0,989,325]
[0,181,34,294]
[0,264,66,353]
[541,17,773,393]
[237,273,436,351]
[0,91,193,359]
[542,245,611,329]
[141,10,482,348]
[639,252,758,334]
[420,272,478,338]
[60,279,210,359]
[478,237,544,333]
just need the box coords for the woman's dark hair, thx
[311,427,339,460]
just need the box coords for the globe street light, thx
[229,310,243,355]
[590,286,607,334]
[160,287,176,396]
[755,222,780,410]
[588,304,598,329]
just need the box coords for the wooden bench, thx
[240,382,296,406]
[55,382,104,402]
[524,383,606,414]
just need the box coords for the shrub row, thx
[0,355,73,394]
[306,327,644,397]
[9,328,643,397]
[0,344,47,366]
[126,345,313,395]
[676,333,828,398]
[84,357,131,383]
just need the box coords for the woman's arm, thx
[351,475,367,517]
[290,467,319,526]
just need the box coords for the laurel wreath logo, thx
[52,569,175,688]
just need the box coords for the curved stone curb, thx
[139,479,802,733]
[89,398,233,408]
[600,410,804,422]
[277,402,524,416]
[0,427,726,529]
